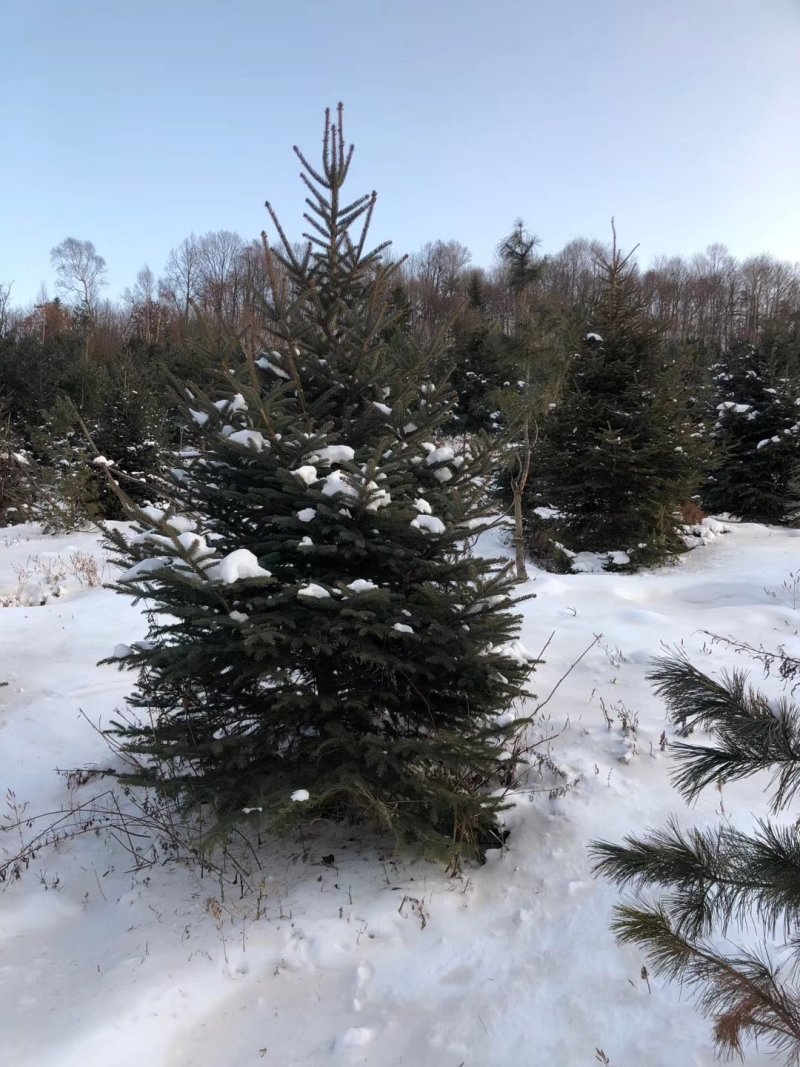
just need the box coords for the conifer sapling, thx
[103,105,536,867]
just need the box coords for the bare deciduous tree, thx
[0,282,13,337]
[50,237,107,313]
[405,239,472,333]
[161,234,203,326]
[123,266,164,344]
[196,230,245,323]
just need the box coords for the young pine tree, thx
[104,106,535,867]
[592,650,800,1063]
[536,236,700,570]
[703,341,800,524]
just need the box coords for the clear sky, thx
[2,0,799,306]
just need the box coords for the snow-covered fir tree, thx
[703,341,800,524]
[535,237,701,570]
[104,106,535,866]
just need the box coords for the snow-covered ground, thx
[1,519,799,1066]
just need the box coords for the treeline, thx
[4,232,798,352]
[1,225,799,565]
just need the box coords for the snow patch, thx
[292,465,318,485]
[227,429,268,452]
[297,583,331,599]
[347,579,378,592]
[255,356,290,379]
[411,514,445,535]
[321,471,358,502]
[426,446,455,466]
[316,445,355,465]
[207,550,272,584]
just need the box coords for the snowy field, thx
[1,519,799,1066]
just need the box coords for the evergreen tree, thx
[448,300,509,434]
[0,400,35,526]
[499,220,544,295]
[0,330,89,431]
[380,279,413,344]
[492,221,565,580]
[703,341,800,524]
[592,650,800,1063]
[536,237,701,570]
[104,106,535,867]
[85,368,166,519]
[31,366,166,528]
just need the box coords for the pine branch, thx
[650,651,770,733]
[592,818,800,940]
[648,652,800,810]
[612,904,800,1063]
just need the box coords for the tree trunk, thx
[511,432,532,581]
[512,483,527,581]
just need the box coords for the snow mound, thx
[297,583,330,599]
[347,579,378,592]
[411,514,445,535]
[226,429,268,452]
[426,446,454,466]
[321,471,358,502]
[683,516,732,547]
[316,445,355,465]
[206,550,272,584]
[292,465,318,485]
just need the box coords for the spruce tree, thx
[104,106,534,866]
[536,237,700,570]
[703,341,800,524]
[448,301,507,434]
[495,221,573,581]
[33,373,165,528]
[0,401,34,526]
[592,651,800,1063]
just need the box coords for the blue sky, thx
[2,0,799,305]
